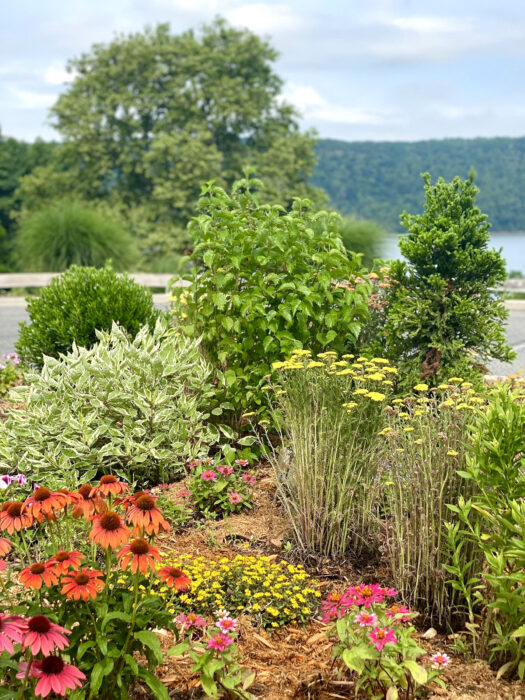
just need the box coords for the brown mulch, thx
[136,466,525,699]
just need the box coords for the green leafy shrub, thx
[16,265,160,367]
[2,321,220,486]
[270,350,395,560]
[383,173,514,385]
[337,216,385,269]
[381,382,483,625]
[173,175,370,421]
[15,199,136,271]
[0,353,22,394]
[446,388,525,678]
[187,458,255,519]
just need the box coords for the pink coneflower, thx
[188,460,200,469]
[369,627,397,651]
[201,470,216,481]
[17,656,86,697]
[217,617,237,633]
[430,652,451,667]
[207,632,233,651]
[177,488,191,498]
[228,492,242,504]
[320,592,344,622]
[0,560,7,572]
[241,473,255,484]
[353,612,378,627]
[23,616,70,655]
[385,604,413,622]
[0,614,26,653]
[176,613,207,629]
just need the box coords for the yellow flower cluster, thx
[150,554,320,629]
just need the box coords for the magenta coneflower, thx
[430,652,451,667]
[353,611,378,627]
[228,492,242,504]
[17,656,86,697]
[207,632,233,651]
[217,617,237,633]
[176,612,207,629]
[23,616,70,655]
[369,627,397,651]
[0,613,26,653]
[343,583,396,609]
[201,470,216,481]
[385,604,413,622]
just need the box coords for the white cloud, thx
[43,61,75,86]
[226,3,300,33]
[10,88,56,110]
[390,16,463,34]
[281,83,387,125]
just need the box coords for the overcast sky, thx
[2,0,525,143]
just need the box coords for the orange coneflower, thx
[156,566,191,591]
[91,475,128,498]
[55,489,78,507]
[89,512,129,549]
[71,484,107,519]
[61,568,104,601]
[0,502,33,534]
[0,538,12,557]
[48,550,84,575]
[117,538,161,574]
[125,494,170,536]
[19,562,59,590]
[115,491,148,510]
[24,488,66,520]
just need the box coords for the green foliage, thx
[47,20,323,230]
[383,173,514,384]
[0,353,22,395]
[381,384,482,625]
[312,136,525,232]
[336,216,385,269]
[174,175,370,419]
[446,389,525,678]
[2,321,219,486]
[271,352,394,560]
[16,265,159,367]
[187,459,254,519]
[15,199,137,272]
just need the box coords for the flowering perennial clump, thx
[0,477,184,698]
[186,457,256,518]
[150,554,320,628]
[324,583,448,699]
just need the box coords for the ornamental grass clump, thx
[0,320,220,486]
[271,350,396,560]
[380,381,484,625]
[0,477,183,699]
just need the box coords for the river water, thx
[383,231,525,275]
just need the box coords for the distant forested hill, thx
[312,137,525,231]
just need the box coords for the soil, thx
[136,467,525,700]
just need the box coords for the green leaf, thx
[200,674,218,698]
[404,660,427,685]
[90,658,114,694]
[124,654,139,676]
[342,648,365,673]
[511,624,525,638]
[134,630,163,664]
[138,670,170,700]
[168,641,191,657]
[386,688,399,700]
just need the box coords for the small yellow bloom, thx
[447,450,459,456]
[413,383,428,392]
[366,391,386,402]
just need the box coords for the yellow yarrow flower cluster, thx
[149,554,320,629]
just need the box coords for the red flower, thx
[0,501,33,534]
[19,562,58,590]
[91,475,128,497]
[117,538,161,574]
[71,483,107,519]
[48,550,84,575]
[0,537,12,556]
[24,488,66,520]
[17,656,86,697]
[61,568,104,601]
[125,494,170,536]
[156,566,191,591]
[23,616,71,655]
[89,511,129,549]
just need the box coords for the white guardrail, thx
[0,273,523,292]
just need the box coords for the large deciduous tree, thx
[49,19,324,230]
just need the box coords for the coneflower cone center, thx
[30,563,46,574]
[100,475,118,485]
[55,551,70,562]
[135,495,155,511]
[28,615,51,633]
[130,539,150,555]
[78,484,92,499]
[99,512,121,531]
[74,573,90,585]
[34,487,52,501]
[41,656,65,674]
[6,502,23,517]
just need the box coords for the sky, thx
[2,0,525,143]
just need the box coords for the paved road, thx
[1,297,524,375]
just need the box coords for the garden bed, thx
[131,467,525,699]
